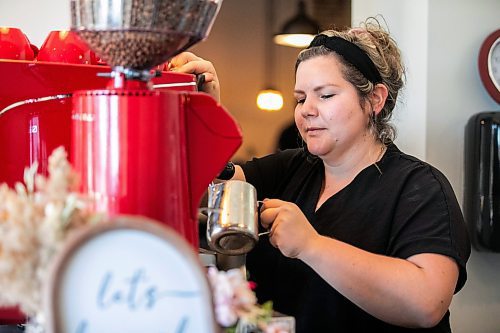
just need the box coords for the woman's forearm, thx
[298,235,458,328]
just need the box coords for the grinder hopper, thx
[69,0,242,248]
[71,0,222,74]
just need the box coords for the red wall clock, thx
[478,29,500,104]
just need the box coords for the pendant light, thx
[256,89,283,111]
[273,0,320,48]
[256,0,283,112]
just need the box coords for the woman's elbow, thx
[413,300,450,328]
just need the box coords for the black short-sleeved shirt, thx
[242,143,470,333]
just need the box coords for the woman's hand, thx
[169,52,221,102]
[259,199,320,258]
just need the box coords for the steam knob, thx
[217,162,235,180]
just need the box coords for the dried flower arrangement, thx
[0,147,97,316]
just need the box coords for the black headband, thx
[308,34,383,84]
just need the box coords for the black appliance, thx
[464,111,500,251]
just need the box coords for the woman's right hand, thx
[169,52,221,102]
[259,199,320,259]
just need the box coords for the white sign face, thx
[48,220,216,333]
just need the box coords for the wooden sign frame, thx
[43,215,217,333]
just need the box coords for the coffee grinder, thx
[70,0,242,249]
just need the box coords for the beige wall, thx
[191,0,304,161]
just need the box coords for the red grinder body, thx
[71,86,242,249]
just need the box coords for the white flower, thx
[207,266,266,329]
[216,303,239,327]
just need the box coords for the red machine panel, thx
[0,60,196,187]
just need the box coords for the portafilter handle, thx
[196,73,206,92]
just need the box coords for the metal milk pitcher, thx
[205,180,259,255]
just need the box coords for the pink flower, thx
[248,280,257,290]
[207,267,261,328]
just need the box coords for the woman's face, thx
[294,55,371,160]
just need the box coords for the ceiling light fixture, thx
[273,0,320,48]
[257,0,283,112]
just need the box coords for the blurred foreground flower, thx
[0,147,99,316]
[207,266,286,333]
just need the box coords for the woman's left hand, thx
[259,199,320,258]
[169,52,221,102]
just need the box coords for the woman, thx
[171,20,470,332]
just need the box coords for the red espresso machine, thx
[69,0,242,247]
[0,0,242,324]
